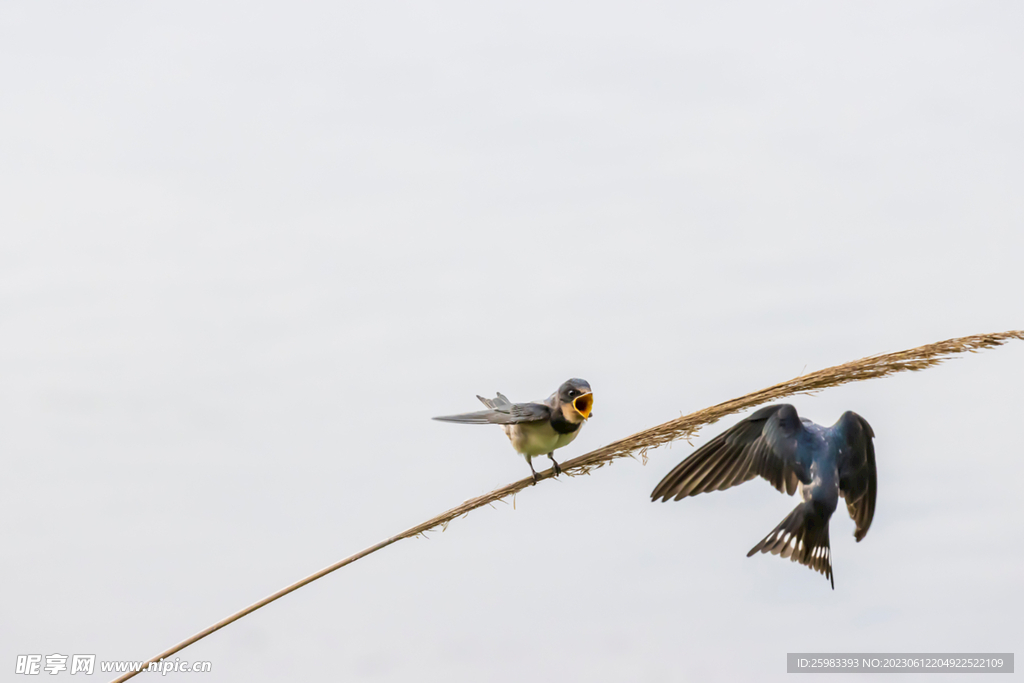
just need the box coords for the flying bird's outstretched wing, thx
[651,404,810,502]
[835,411,877,541]
[432,392,551,425]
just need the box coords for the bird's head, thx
[557,378,593,421]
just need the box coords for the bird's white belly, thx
[504,422,580,457]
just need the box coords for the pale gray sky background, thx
[1,2,1022,681]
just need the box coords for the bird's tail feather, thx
[433,393,513,424]
[747,501,834,589]
[477,392,512,409]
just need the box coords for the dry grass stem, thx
[110,329,1023,682]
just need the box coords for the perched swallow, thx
[433,379,594,483]
[651,404,876,588]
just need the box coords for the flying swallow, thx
[651,404,877,588]
[434,378,594,483]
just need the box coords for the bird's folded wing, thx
[836,411,877,541]
[433,401,550,425]
[651,403,808,502]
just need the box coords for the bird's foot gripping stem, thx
[547,453,562,476]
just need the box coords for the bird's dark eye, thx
[568,389,576,397]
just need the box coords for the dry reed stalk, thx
[111,329,1023,683]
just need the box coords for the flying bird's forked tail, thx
[747,501,834,589]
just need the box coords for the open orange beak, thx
[572,393,594,419]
